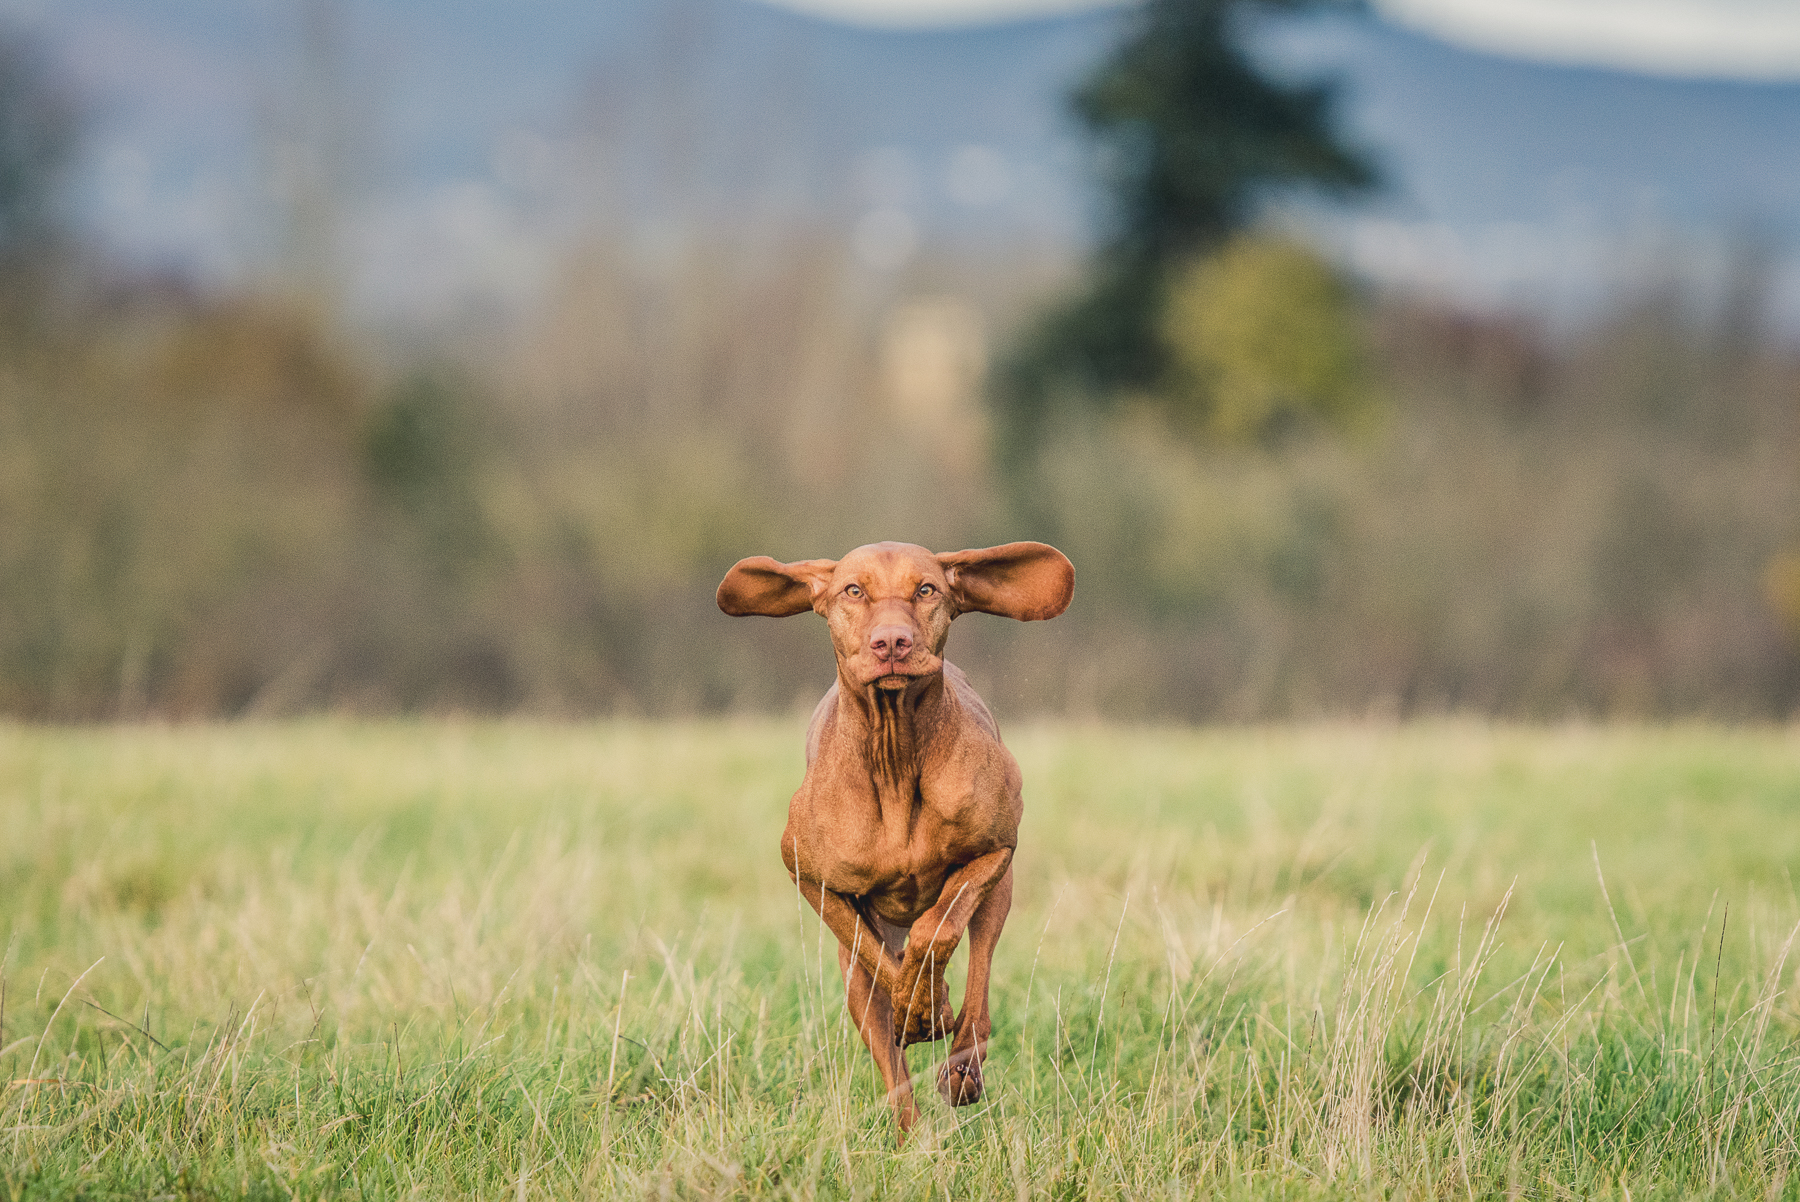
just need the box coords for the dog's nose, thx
[869,625,913,663]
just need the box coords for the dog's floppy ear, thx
[936,542,1074,621]
[717,556,839,617]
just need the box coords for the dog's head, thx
[717,541,1074,690]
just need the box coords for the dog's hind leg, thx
[838,942,917,1140]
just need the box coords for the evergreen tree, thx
[998,0,1376,449]
[0,30,77,266]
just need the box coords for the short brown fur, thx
[717,540,1074,1139]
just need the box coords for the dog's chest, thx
[793,772,990,904]
[807,835,951,924]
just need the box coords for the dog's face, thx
[820,543,955,689]
[717,540,1075,689]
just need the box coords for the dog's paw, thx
[937,1055,984,1105]
[892,985,955,1048]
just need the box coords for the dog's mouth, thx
[866,664,942,689]
[857,649,942,689]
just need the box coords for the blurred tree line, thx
[4,5,1800,721]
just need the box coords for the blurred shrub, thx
[978,288,1800,719]
[0,295,366,717]
[1162,234,1376,441]
[364,376,458,499]
[1763,553,1800,645]
[362,372,490,573]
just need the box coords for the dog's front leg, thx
[791,873,909,994]
[785,838,908,998]
[892,847,1013,1048]
[938,862,1012,1105]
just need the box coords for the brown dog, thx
[716,540,1074,1137]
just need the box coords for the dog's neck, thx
[838,670,946,789]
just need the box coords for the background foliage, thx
[2,8,1799,721]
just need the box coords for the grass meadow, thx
[5,719,1800,1199]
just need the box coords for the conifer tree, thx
[0,31,77,267]
[998,0,1376,447]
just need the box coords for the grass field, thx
[5,720,1800,1199]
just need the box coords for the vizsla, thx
[716,540,1074,1137]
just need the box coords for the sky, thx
[761,0,1800,80]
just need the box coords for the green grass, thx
[5,720,1800,1198]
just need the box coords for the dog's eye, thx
[916,583,936,598]
[845,584,863,598]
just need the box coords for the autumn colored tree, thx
[1162,233,1374,439]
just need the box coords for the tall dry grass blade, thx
[1088,890,1130,1086]
[1594,841,1652,1013]
[20,957,103,1086]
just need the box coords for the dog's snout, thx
[868,624,914,663]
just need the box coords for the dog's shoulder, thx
[804,683,839,765]
[941,661,1000,743]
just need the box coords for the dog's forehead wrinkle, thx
[835,542,945,594]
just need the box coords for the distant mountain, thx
[1262,12,1800,326]
[35,0,1800,327]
